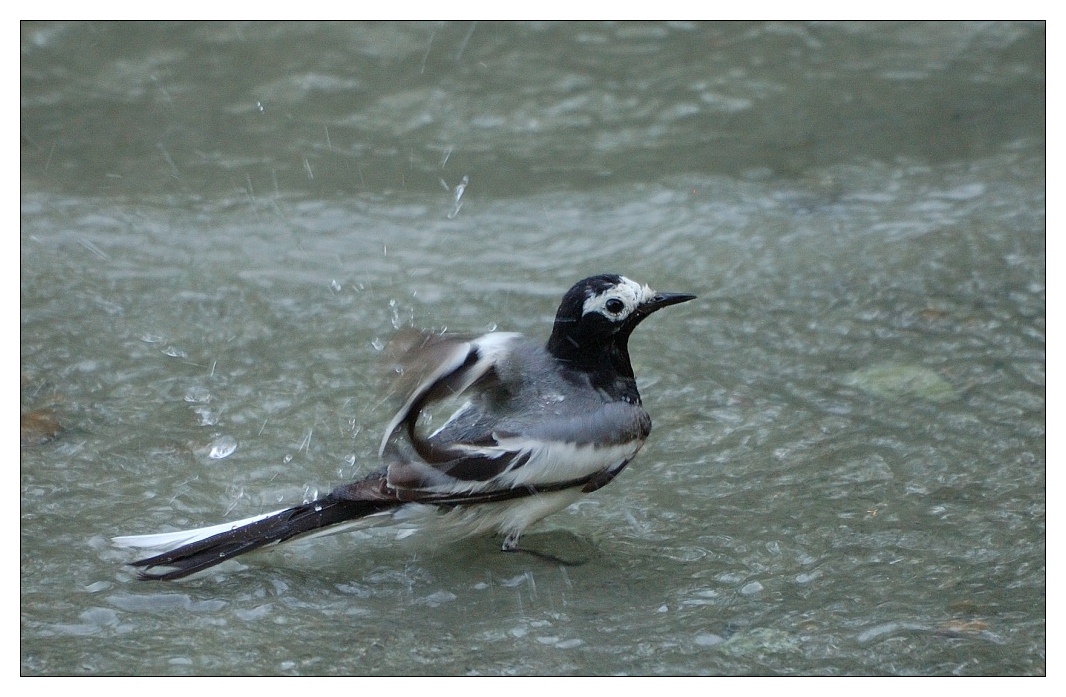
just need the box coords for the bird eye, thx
[605,298,626,314]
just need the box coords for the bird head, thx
[547,275,695,371]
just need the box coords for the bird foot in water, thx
[500,531,593,566]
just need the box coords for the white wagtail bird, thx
[114,274,695,580]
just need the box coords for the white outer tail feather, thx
[111,509,289,551]
[111,504,426,555]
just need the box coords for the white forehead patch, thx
[581,277,654,321]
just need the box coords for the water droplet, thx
[740,580,764,596]
[207,435,237,460]
[390,303,403,329]
[447,175,469,218]
[184,386,211,403]
[194,407,219,426]
[695,633,724,647]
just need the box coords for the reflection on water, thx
[21,22,1044,675]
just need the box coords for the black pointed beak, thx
[638,292,697,315]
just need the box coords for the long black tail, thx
[130,484,398,581]
[128,472,603,580]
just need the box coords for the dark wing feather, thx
[378,331,521,457]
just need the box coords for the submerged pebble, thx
[843,364,959,402]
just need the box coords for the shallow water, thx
[21,21,1044,675]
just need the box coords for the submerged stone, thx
[843,364,959,403]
